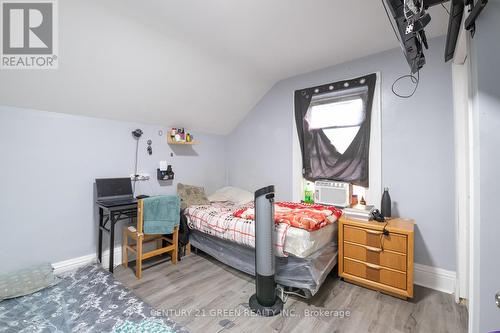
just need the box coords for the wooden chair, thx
[122,199,179,279]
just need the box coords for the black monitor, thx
[95,178,133,198]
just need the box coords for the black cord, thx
[382,0,421,98]
[132,138,139,195]
[379,221,390,251]
[392,69,420,98]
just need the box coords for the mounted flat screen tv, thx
[382,0,466,72]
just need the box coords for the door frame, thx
[452,19,479,333]
[452,41,471,303]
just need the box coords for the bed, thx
[184,200,340,298]
[0,264,188,333]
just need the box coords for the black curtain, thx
[294,73,376,187]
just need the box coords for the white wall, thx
[0,106,226,272]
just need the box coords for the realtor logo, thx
[1,0,58,69]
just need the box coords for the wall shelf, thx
[167,137,199,145]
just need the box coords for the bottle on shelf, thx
[304,181,314,204]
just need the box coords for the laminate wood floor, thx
[114,252,468,333]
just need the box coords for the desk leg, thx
[109,213,115,273]
[98,207,103,264]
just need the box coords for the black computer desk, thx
[96,202,137,273]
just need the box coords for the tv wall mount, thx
[383,0,489,73]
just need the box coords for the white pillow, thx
[208,186,254,205]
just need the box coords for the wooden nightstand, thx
[338,217,415,299]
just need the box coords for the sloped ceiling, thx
[0,0,449,134]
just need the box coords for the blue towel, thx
[142,195,180,235]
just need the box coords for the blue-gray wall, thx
[226,36,456,271]
[0,106,226,272]
[0,37,458,274]
[471,1,500,331]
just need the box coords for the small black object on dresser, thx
[381,187,392,218]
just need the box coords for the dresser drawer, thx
[343,225,407,254]
[344,258,407,290]
[344,242,407,272]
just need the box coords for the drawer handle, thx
[365,245,383,253]
[365,229,383,235]
[365,262,382,270]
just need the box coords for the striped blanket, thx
[184,202,290,257]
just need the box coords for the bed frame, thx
[188,229,338,298]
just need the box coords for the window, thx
[305,86,368,154]
[303,86,369,199]
[293,73,381,206]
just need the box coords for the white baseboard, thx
[52,246,122,275]
[53,248,456,295]
[414,263,456,294]
[51,253,96,274]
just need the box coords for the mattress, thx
[284,223,337,258]
[185,202,338,258]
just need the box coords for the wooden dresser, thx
[338,217,415,299]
